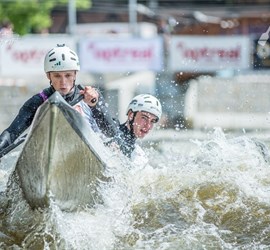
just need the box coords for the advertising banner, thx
[0,35,76,76]
[79,37,163,73]
[168,36,250,72]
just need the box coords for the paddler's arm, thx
[80,87,119,138]
[80,86,133,157]
[0,94,44,151]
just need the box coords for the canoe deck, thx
[15,92,108,211]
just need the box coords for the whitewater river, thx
[0,128,270,249]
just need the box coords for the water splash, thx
[1,129,270,249]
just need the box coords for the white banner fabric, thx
[168,36,250,72]
[0,36,76,76]
[79,37,163,73]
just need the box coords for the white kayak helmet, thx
[44,44,80,72]
[127,94,162,121]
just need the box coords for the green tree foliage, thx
[0,0,91,35]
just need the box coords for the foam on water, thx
[1,128,270,249]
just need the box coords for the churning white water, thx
[0,128,270,249]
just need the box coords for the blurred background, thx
[0,0,270,132]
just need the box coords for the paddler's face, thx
[46,71,77,96]
[128,111,158,139]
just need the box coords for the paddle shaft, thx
[69,84,97,106]
[95,94,122,137]
[75,85,119,135]
[0,134,27,159]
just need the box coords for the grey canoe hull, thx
[15,92,106,211]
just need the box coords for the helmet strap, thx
[47,73,54,88]
[50,82,56,92]
[49,79,55,91]
[128,111,137,137]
